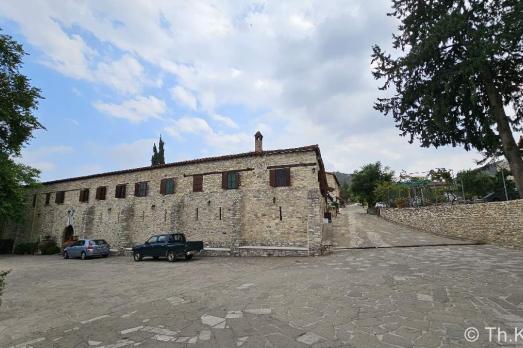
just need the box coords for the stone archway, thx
[63,225,74,245]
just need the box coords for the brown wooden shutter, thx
[193,175,203,192]
[285,168,291,186]
[160,179,166,195]
[135,183,139,196]
[269,169,276,187]
[236,172,241,188]
[222,172,228,190]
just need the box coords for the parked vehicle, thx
[132,233,203,262]
[63,239,110,260]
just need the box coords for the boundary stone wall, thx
[380,199,523,248]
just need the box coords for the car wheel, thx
[133,252,142,262]
[63,251,69,259]
[185,254,193,261]
[81,251,87,260]
[167,251,176,262]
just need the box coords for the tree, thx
[0,30,43,224]
[150,136,165,166]
[350,162,394,206]
[151,143,159,166]
[456,169,496,198]
[372,0,523,198]
[158,136,165,165]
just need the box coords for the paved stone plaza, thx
[1,209,523,347]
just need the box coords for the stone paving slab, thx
[329,205,473,248]
[1,244,523,347]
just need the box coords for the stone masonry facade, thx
[380,199,523,248]
[4,135,332,256]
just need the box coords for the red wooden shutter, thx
[269,170,276,187]
[160,179,166,195]
[236,172,241,188]
[134,183,139,196]
[285,168,291,186]
[222,172,228,190]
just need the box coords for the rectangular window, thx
[270,168,291,187]
[32,194,37,208]
[115,184,126,198]
[193,175,203,192]
[160,178,175,195]
[96,186,107,200]
[45,193,50,205]
[222,171,240,190]
[135,182,148,197]
[55,191,65,204]
[79,188,89,203]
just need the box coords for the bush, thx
[13,242,37,255]
[0,270,10,308]
[39,239,60,255]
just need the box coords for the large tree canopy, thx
[350,162,394,206]
[372,0,523,197]
[0,30,43,224]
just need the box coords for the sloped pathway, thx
[330,205,472,248]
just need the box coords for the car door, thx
[155,235,169,257]
[71,240,83,257]
[142,236,157,257]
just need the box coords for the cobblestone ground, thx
[329,205,473,248]
[2,242,523,348]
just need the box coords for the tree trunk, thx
[482,75,523,198]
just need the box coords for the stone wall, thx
[3,149,329,256]
[380,200,523,248]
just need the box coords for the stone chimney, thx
[254,131,263,153]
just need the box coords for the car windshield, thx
[92,239,107,245]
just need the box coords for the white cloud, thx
[170,85,197,110]
[94,55,161,95]
[165,117,250,153]
[93,96,166,123]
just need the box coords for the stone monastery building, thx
[10,133,340,256]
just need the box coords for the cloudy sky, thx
[1,0,483,181]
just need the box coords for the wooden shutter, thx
[134,183,139,196]
[193,175,203,192]
[285,168,291,186]
[160,179,166,195]
[222,172,228,190]
[236,172,241,188]
[269,170,276,187]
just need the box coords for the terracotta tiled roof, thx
[42,145,322,185]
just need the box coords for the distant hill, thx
[333,171,352,186]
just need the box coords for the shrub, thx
[13,242,37,255]
[39,239,60,255]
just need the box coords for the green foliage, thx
[456,170,496,198]
[38,238,60,255]
[374,181,409,206]
[151,136,165,166]
[0,154,40,222]
[0,30,43,224]
[13,241,37,255]
[350,162,394,206]
[0,270,10,308]
[372,0,523,197]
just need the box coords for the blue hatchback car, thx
[63,239,110,260]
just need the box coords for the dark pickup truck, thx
[132,233,203,262]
